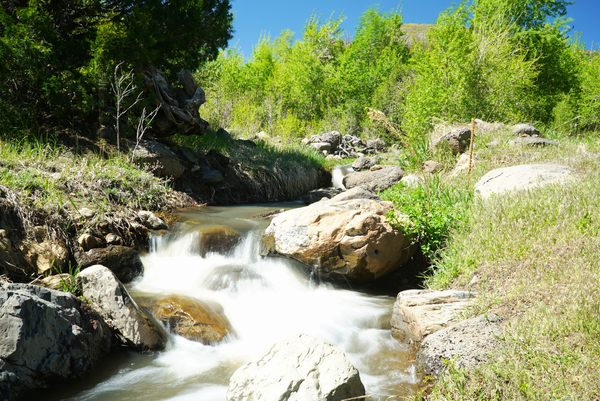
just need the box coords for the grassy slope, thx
[385,125,600,399]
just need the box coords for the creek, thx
[43,203,418,401]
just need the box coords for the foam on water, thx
[57,208,418,401]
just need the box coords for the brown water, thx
[40,202,419,401]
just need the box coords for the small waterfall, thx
[50,205,418,401]
[331,164,355,189]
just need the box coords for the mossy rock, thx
[141,295,233,345]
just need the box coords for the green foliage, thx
[0,0,233,127]
[402,1,539,137]
[380,178,472,260]
[53,262,82,297]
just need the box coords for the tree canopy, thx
[0,0,233,124]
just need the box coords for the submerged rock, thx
[78,265,168,352]
[196,225,242,257]
[0,283,114,401]
[142,295,233,345]
[262,195,413,283]
[226,333,365,401]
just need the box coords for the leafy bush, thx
[381,177,472,260]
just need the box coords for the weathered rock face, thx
[226,333,365,401]
[433,127,472,155]
[20,238,70,275]
[391,289,477,344]
[132,140,185,178]
[0,283,114,401]
[262,195,413,283]
[196,225,242,257]
[141,295,233,345]
[417,314,504,377]
[78,265,168,352]
[474,164,577,198]
[76,245,144,283]
[342,166,404,193]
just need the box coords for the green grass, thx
[404,127,600,399]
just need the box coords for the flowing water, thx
[43,203,419,401]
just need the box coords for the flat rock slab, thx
[391,289,476,344]
[226,333,365,401]
[474,164,576,198]
[417,314,504,377]
[509,137,558,147]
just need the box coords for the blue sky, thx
[229,0,600,58]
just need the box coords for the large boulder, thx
[342,166,404,193]
[262,196,413,283]
[391,290,477,344]
[0,283,114,401]
[474,164,577,198]
[132,140,185,178]
[433,127,472,155]
[78,265,168,352]
[226,333,365,401]
[140,295,233,345]
[76,245,144,283]
[417,314,504,377]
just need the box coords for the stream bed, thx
[43,203,419,401]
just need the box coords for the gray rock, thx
[302,187,343,205]
[312,142,332,152]
[401,175,423,188]
[76,245,144,283]
[226,333,365,401]
[366,138,387,152]
[321,131,341,149]
[329,187,382,202]
[138,210,168,230]
[509,137,558,147]
[433,127,472,155]
[0,283,113,401]
[78,265,168,352]
[132,140,185,179]
[201,170,224,185]
[352,156,377,171]
[423,160,442,173]
[78,207,95,218]
[474,164,577,198]
[417,314,504,377]
[105,233,122,245]
[511,123,541,137]
[343,166,404,193]
[77,233,104,251]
